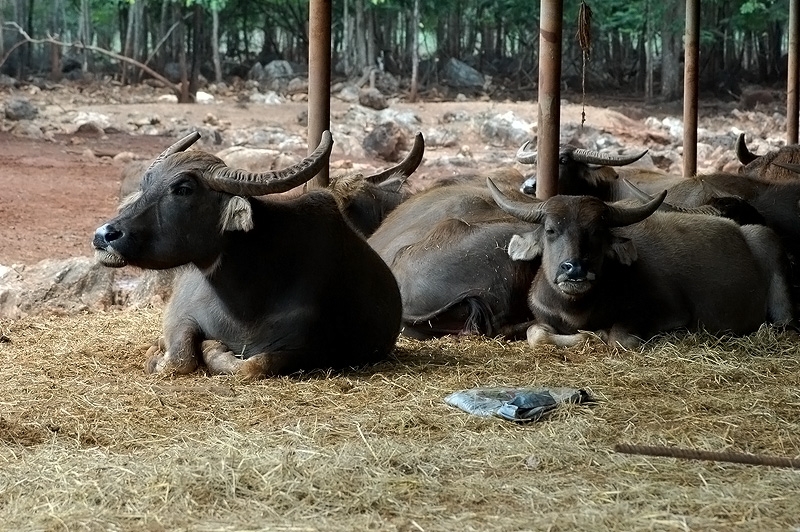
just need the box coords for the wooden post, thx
[308,0,332,188]
[682,0,699,177]
[537,0,563,200]
[788,0,799,144]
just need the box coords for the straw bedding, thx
[0,308,798,531]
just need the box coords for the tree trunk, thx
[354,0,367,73]
[660,2,684,101]
[79,0,92,71]
[409,0,419,102]
[211,6,222,82]
[0,0,5,60]
[366,6,376,69]
[131,0,145,82]
[342,0,351,75]
[188,3,201,99]
[49,0,62,80]
[644,1,654,100]
[12,0,31,77]
[174,2,190,102]
[757,31,769,82]
[121,2,135,83]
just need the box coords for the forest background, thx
[0,0,793,103]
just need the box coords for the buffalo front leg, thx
[201,341,302,379]
[526,323,620,348]
[145,325,201,375]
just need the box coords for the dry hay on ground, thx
[0,308,799,531]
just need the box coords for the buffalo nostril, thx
[560,260,586,279]
[105,228,123,242]
[521,177,537,195]
[93,224,123,248]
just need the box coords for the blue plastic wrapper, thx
[444,386,591,422]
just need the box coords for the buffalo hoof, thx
[526,324,595,348]
[144,338,198,375]
[201,340,270,380]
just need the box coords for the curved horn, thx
[605,190,666,227]
[486,177,546,224]
[699,178,744,199]
[735,133,759,165]
[148,131,202,170]
[571,148,648,167]
[366,132,425,184]
[203,131,334,196]
[516,140,538,164]
[772,161,800,174]
[623,179,722,215]
[622,178,657,203]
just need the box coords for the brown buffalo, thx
[488,179,794,348]
[368,180,538,339]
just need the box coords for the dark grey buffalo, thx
[94,131,402,379]
[517,142,684,201]
[327,132,424,237]
[488,179,794,348]
[367,175,539,339]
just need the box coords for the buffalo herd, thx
[94,129,800,378]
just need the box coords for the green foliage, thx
[739,0,768,15]
[185,0,228,10]
[3,0,795,88]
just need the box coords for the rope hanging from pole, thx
[576,1,593,127]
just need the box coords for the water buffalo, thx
[664,171,800,266]
[517,142,685,200]
[736,133,800,181]
[327,131,424,236]
[94,131,402,378]
[488,179,794,348]
[118,132,425,238]
[367,175,539,339]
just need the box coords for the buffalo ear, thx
[583,165,618,186]
[608,235,637,265]
[221,196,254,232]
[508,229,543,261]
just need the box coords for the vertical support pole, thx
[537,0,563,200]
[682,0,700,178]
[308,0,332,188]
[788,0,799,144]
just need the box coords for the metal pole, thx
[788,0,799,144]
[537,0,563,200]
[682,0,699,178]
[308,0,332,188]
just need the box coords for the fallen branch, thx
[1,22,182,97]
[615,443,800,469]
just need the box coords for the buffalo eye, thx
[171,176,195,196]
